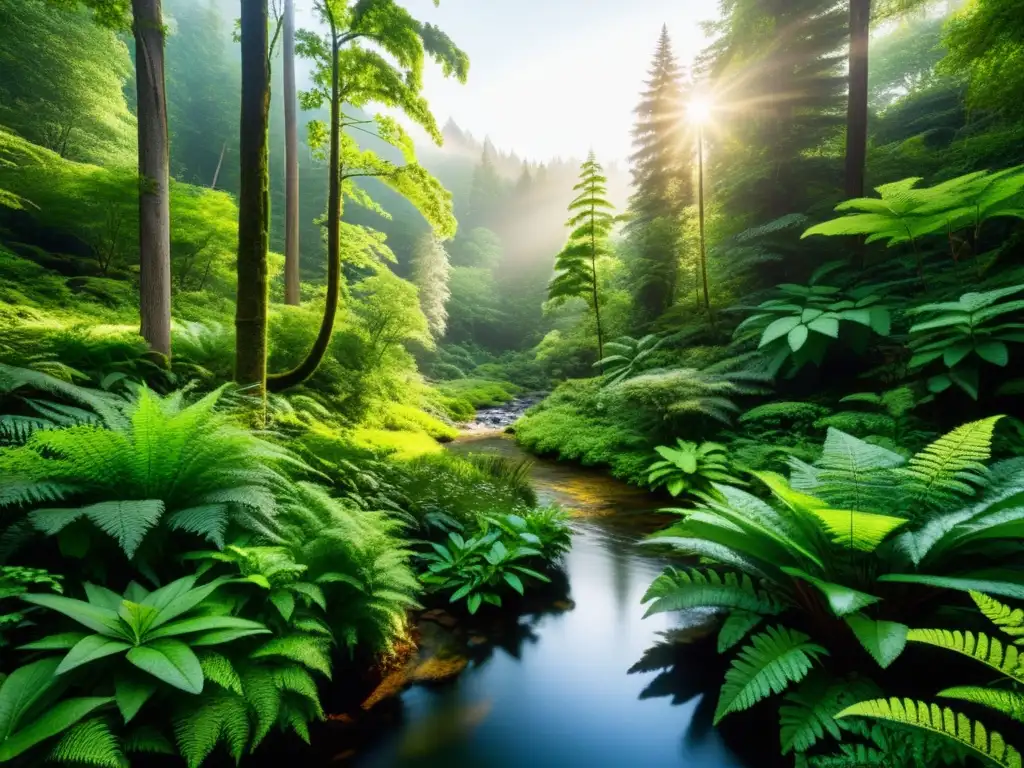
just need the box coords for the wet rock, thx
[420,608,458,629]
[409,655,469,682]
[552,599,576,611]
[360,669,410,710]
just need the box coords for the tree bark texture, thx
[235,0,271,395]
[132,0,172,357]
[283,0,300,305]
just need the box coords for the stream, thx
[349,403,756,768]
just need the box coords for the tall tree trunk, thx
[235,0,271,395]
[211,140,227,189]
[845,0,870,199]
[697,125,711,315]
[268,14,340,393]
[283,0,300,305]
[132,0,172,358]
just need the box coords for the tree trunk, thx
[211,140,227,189]
[283,0,300,305]
[845,0,870,199]
[132,0,172,358]
[267,14,341,393]
[235,0,271,395]
[697,126,711,315]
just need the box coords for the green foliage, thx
[645,439,741,497]
[418,513,561,614]
[803,168,1024,251]
[908,285,1024,399]
[0,385,304,564]
[595,334,665,385]
[736,281,891,377]
[22,575,267,692]
[410,233,451,339]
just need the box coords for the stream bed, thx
[351,432,754,768]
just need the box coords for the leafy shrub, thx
[645,440,742,497]
[418,511,566,614]
[739,401,832,432]
[595,333,665,385]
[735,281,891,377]
[908,284,1024,399]
[836,591,1024,767]
[436,378,521,408]
[0,385,302,571]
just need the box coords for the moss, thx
[409,655,468,682]
[351,428,444,459]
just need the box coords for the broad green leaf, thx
[503,572,524,595]
[0,697,113,761]
[879,574,1024,600]
[781,568,881,617]
[845,614,908,668]
[807,316,839,338]
[788,324,809,352]
[269,590,295,623]
[56,635,131,675]
[21,594,123,637]
[760,316,802,348]
[126,639,203,694]
[146,616,268,641]
[114,674,156,723]
[976,341,1010,367]
[18,633,87,651]
[0,658,61,740]
[467,593,482,614]
[189,628,270,647]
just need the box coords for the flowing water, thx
[350,428,756,768]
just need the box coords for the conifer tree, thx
[548,152,615,362]
[467,138,503,230]
[411,232,452,339]
[625,26,691,320]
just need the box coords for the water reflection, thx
[351,436,752,768]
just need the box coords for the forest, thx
[1,0,1024,765]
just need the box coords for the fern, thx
[250,635,333,679]
[641,567,784,618]
[939,687,1024,722]
[837,698,1022,768]
[122,724,175,755]
[197,650,243,696]
[714,625,828,724]
[174,690,251,768]
[780,674,880,754]
[897,416,1001,508]
[972,591,1024,639]
[718,611,764,653]
[48,718,123,768]
[907,628,1022,679]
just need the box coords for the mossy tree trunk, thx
[235,0,271,396]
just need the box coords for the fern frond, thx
[197,651,243,696]
[49,718,123,768]
[898,417,1002,508]
[250,635,332,679]
[780,674,880,754]
[908,628,1023,681]
[939,687,1024,722]
[641,567,784,618]
[273,665,324,719]
[174,690,251,768]
[714,625,828,724]
[972,591,1024,638]
[122,724,175,755]
[718,611,764,653]
[837,698,1022,768]
[240,666,280,749]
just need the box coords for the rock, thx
[420,608,458,629]
[553,599,576,611]
[409,655,469,682]
[466,634,488,647]
[360,669,410,710]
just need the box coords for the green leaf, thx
[807,316,840,338]
[146,616,268,642]
[761,316,802,348]
[977,341,1010,367]
[879,574,1024,601]
[115,675,157,724]
[0,697,114,761]
[467,593,482,614]
[836,698,1022,768]
[503,572,524,595]
[189,628,271,647]
[845,614,908,668]
[714,625,827,724]
[717,611,763,653]
[21,594,123,636]
[56,635,131,675]
[0,658,61,741]
[18,633,87,651]
[269,590,295,623]
[126,639,203,694]
[781,568,881,617]
[788,324,810,352]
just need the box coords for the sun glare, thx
[688,97,714,125]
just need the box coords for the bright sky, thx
[403,0,719,164]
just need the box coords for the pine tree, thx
[548,152,615,362]
[625,26,692,320]
[467,139,504,230]
[411,233,452,339]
